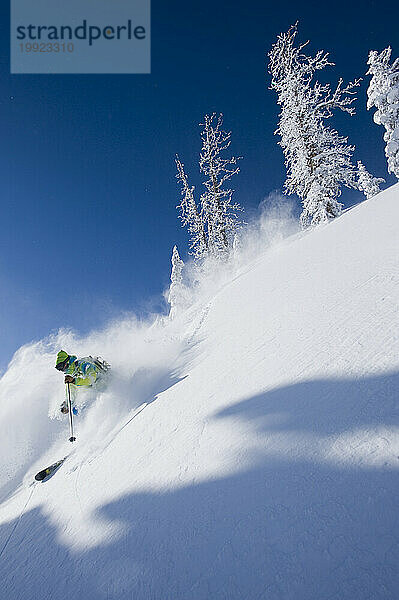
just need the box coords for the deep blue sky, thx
[0,0,398,369]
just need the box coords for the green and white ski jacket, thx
[64,355,101,387]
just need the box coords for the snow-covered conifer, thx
[269,24,361,228]
[198,114,242,256]
[168,245,186,319]
[175,157,208,259]
[357,161,384,199]
[175,114,242,259]
[367,47,399,178]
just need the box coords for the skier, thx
[55,350,110,414]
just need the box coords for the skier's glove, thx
[65,375,75,384]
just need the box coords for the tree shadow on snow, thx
[0,371,398,600]
[214,371,399,437]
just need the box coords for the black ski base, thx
[34,458,67,482]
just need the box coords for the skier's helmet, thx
[55,350,70,371]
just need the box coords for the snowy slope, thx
[0,185,398,600]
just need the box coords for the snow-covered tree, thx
[268,24,361,228]
[357,161,384,199]
[168,245,187,319]
[175,157,208,259]
[199,114,242,255]
[175,114,242,259]
[367,47,399,178]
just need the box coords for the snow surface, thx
[0,185,398,599]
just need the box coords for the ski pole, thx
[67,382,76,442]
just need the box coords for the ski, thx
[34,457,68,482]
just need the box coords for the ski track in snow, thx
[0,185,398,599]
